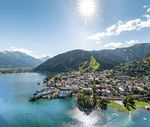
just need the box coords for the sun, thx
[77,0,97,19]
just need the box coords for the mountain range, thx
[35,43,150,72]
[114,54,150,77]
[1,43,150,71]
[0,51,42,68]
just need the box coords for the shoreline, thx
[29,70,150,114]
[0,68,33,74]
[29,91,149,113]
[29,86,150,113]
[108,100,149,112]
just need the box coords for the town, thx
[29,70,150,112]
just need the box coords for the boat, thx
[37,82,40,85]
[145,106,150,110]
[143,117,147,121]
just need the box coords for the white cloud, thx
[8,47,33,56]
[95,41,101,44]
[147,8,150,12]
[7,47,54,59]
[36,54,55,59]
[143,14,150,19]
[87,7,150,42]
[104,42,123,49]
[126,40,139,45]
[143,5,147,8]
[104,40,139,49]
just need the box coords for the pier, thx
[29,87,58,102]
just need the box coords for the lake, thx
[0,73,150,127]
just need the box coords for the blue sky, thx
[0,0,150,57]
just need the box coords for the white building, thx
[59,87,72,98]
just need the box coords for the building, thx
[101,89,111,96]
[58,87,72,98]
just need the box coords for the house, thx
[101,89,111,96]
[119,87,125,94]
[58,87,72,98]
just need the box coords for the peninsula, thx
[30,57,150,113]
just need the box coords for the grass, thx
[108,100,149,112]
[108,101,128,112]
[134,100,149,108]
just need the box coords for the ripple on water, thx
[65,107,140,127]
[0,73,150,127]
[67,107,116,127]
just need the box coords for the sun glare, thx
[77,0,97,19]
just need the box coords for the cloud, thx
[143,5,147,8]
[87,7,150,41]
[143,14,150,19]
[126,39,139,45]
[8,47,54,59]
[36,54,56,59]
[147,8,150,12]
[104,42,123,49]
[9,47,33,56]
[104,40,139,49]
[95,41,101,44]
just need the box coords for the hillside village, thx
[30,56,150,112]
[29,69,150,111]
[43,71,150,99]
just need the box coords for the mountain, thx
[114,54,150,77]
[34,50,119,72]
[35,43,150,72]
[39,56,50,62]
[0,51,42,68]
[35,50,94,72]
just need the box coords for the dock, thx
[29,87,58,102]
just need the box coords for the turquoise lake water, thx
[0,73,150,127]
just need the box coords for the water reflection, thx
[66,106,139,127]
[68,107,111,127]
[0,73,150,127]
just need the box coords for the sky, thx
[0,0,150,58]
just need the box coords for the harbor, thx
[1,73,150,127]
[29,87,72,102]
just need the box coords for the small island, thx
[30,57,150,113]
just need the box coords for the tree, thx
[79,66,83,73]
[97,98,107,110]
[77,91,94,110]
[92,78,97,105]
[123,97,136,111]
[43,75,54,86]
